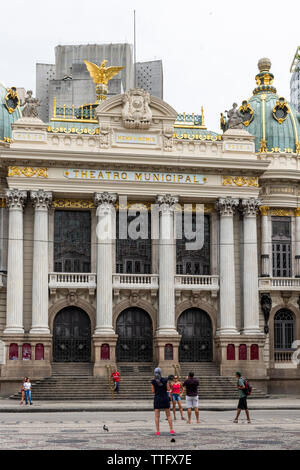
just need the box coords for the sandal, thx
[233,419,238,423]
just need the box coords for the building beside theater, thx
[291,46,300,112]
[1,57,300,396]
[36,44,163,122]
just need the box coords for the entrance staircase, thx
[9,362,267,401]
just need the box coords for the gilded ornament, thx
[222,176,258,187]
[272,97,290,124]
[52,199,94,209]
[4,87,20,114]
[259,206,269,216]
[294,208,300,217]
[0,198,6,208]
[269,208,294,217]
[84,60,124,101]
[8,166,48,178]
[239,100,254,127]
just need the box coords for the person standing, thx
[151,367,175,436]
[19,377,27,405]
[183,372,200,424]
[171,376,185,421]
[111,368,121,394]
[233,371,251,424]
[24,378,32,405]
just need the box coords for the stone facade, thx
[0,84,300,396]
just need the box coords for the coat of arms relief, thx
[122,88,152,129]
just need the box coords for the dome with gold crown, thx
[0,83,22,143]
[238,58,300,155]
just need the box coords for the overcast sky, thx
[1,0,299,131]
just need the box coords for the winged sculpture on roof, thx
[84,60,124,85]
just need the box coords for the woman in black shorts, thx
[151,367,175,436]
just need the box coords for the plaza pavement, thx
[1,396,300,412]
[0,409,300,450]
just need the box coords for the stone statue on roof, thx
[225,103,243,129]
[21,90,40,118]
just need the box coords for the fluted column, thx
[94,192,117,335]
[260,206,270,276]
[241,198,262,334]
[156,194,179,335]
[30,190,52,334]
[4,189,27,334]
[295,208,300,277]
[215,196,239,335]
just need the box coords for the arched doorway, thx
[53,307,91,362]
[274,309,295,350]
[178,308,213,362]
[116,307,153,362]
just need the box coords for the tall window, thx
[54,210,91,272]
[274,309,295,349]
[176,214,210,275]
[116,211,152,274]
[272,217,291,277]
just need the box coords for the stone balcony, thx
[0,273,7,289]
[48,273,97,295]
[174,275,219,297]
[113,274,159,299]
[258,277,300,292]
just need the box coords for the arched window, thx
[250,344,259,360]
[274,309,295,349]
[9,343,18,360]
[101,344,110,360]
[227,344,235,360]
[239,344,247,360]
[35,344,44,360]
[22,344,31,360]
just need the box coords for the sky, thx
[1,0,299,132]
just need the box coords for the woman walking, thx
[19,377,27,405]
[171,376,185,421]
[151,367,175,436]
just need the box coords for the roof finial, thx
[258,58,271,73]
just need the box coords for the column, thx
[30,190,52,334]
[260,206,270,276]
[295,208,300,277]
[241,198,262,334]
[94,192,117,335]
[156,194,179,335]
[215,196,239,335]
[4,188,27,334]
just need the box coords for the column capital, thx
[94,192,117,209]
[156,194,179,213]
[215,196,239,216]
[30,189,52,210]
[259,205,270,216]
[5,188,27,210]
[241,197,261,216]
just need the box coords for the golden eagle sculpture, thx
[84,59,124,101]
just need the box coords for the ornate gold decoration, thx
[259,206,269,216]
[0,198,6,208]
[84,60,124,101]
[239,100,254,127]
[52,199,94,209]
[174,132,221,141]
[4,87,20,114]
[272,97,290,124]
[8,166,48,178]
[269,208,294,216]
[222,176,259,187]
[259,138,268,153]
[48,126,99,135]
[295,208,300,217]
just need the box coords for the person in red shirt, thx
[111,369,121,394]
[171,376,185,421]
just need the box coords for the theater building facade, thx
[1,58,300,394]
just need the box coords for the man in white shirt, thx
[24,378,32,405]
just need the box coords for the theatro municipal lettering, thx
[63,169,207,184]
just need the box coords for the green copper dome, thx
[0,82,22,143]
[241,59,300,154]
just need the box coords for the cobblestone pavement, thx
[0,410,300,450]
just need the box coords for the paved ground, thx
[0,409,300,450]
[2,397,300,412]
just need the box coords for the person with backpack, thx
[233,371,251,424]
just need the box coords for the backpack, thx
[243,378,252,396]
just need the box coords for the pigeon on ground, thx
[103,425,109,432]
